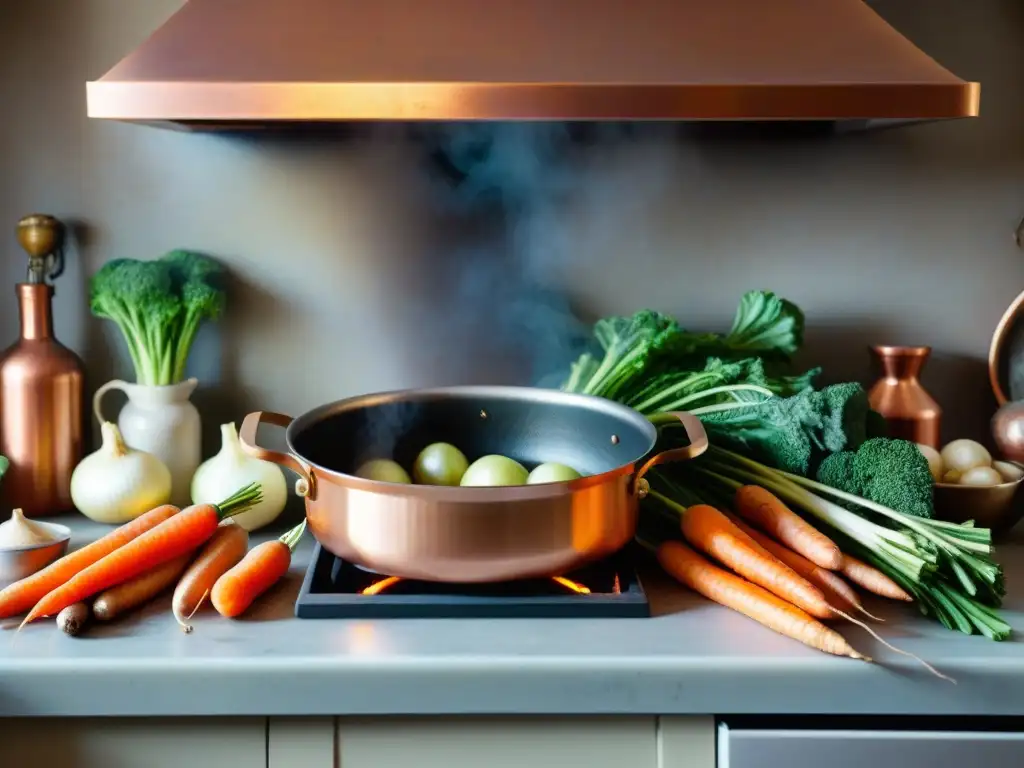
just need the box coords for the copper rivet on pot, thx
[611,434,620,445]
[479,409,488,419]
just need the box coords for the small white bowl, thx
[0,520,72,587]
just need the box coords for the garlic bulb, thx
[71,422,172,524]
[0,508,59,549]
[190,422,288,532]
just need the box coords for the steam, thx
[413,123,671,387]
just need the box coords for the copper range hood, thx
[86,0,979,130]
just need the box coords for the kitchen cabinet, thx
[718,723,1024,768]
[0,717,266,768]
[265,715,714,768]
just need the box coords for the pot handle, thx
[238,411,317,500]
[632,411,709,499]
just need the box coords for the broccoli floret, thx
[815,438,934,518]
[815,451,858,495]
[89,252,226,386]
[819,382,869,454]
[160,250,227,383]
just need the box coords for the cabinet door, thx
[337,716,657,768]
[269,717,335,768]
[658,716,715,768]
[720,725,1024,768]
[0,717,267,768]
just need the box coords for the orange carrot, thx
[726,513,879,621]
[841,553,913,602]
[657,540,868,660]
[0,504,179,619]
[172,522,249,632]
[19,484,262,626]
[680,503,834,619]
[734,485,843,570]
[211,521,305,618]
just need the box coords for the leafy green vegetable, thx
[90,251,226,386]
[816,437,935,519]
[688,382,871,476]
[719,290,806,360]
[562,291,813,403]
[0,456,8,479]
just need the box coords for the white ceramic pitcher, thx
[93,377,201,507]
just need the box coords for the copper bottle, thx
[0,215,84,516]
[867,345,941,449]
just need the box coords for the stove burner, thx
[295,544,649,619]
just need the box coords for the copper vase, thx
[0,215,84,516]
[867,345,941,448]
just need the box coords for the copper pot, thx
[239,386,708,583]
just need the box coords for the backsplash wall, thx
[1,0,1023,453]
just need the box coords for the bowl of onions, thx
[924,439,1024,534]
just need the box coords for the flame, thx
[360,575,592,596]
[361,576,402,596]
[551,576,591,594]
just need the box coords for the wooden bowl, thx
[933,465,1024,536]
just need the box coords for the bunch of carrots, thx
[642,483,952,682]
[0,482,307,636]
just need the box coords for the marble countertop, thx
[1,515,1021,718]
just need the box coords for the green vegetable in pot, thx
[527,462,582,484]
[355,459,412,484]
[89,250,226,386]
[413,443,469,486]
[460,455,528,487]
[816,437,935,519]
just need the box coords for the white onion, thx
[71,422,172,524]
[959,466,1003,487]
[993,460,1024,483]
[190,422,288,531]
[916,443,943,482]
[940,439,992,474]
[941,468,962,484]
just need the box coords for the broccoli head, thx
[815,437,934,518]
[853,438,934,518]
[90,252,227,386]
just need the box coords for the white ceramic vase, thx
[93,377,202,508]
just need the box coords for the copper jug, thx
[0,215,84,516]
[867,345,941,449]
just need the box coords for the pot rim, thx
[284,385,657,502]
